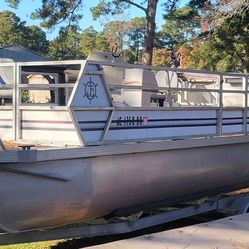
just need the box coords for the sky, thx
[0,0,186,40]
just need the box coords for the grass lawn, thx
[0,240,61,249]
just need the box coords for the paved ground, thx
[87,213,249,249]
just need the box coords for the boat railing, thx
[0,60,84,144]
[0,57,248,145]
[78,59,249,144]
[91,60,247,108]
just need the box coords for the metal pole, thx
[217,74,223,136]
[243,75,248,134]
[15,64,21,141]
[12,63,17,140]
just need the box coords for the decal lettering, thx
[117,116,148,126]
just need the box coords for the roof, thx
[0,45,48,62]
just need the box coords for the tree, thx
[5,0,180,65]
[103,21,132,50]
[0,11,26,47]
[151,48,171,67]
[126,17,146,62]
[210,0,249,25]
[0,11,48,55]
[48,25,81,60]
[184,7,249,73]
[95,31,110,52]
[92,0,180,65]
[188,0,249,31]
[79,27,98,58]
[49,26,109,60]
[22,25,49,55]
[79,27,109,58]
[160,6,200,49]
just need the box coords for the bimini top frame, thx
[0,53,248,146]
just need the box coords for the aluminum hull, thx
[1,137,249,232]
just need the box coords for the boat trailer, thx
[1,192,249,246]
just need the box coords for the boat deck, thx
[87,213,249,249]
[1,134,249,163]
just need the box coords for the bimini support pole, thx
[0,138,6,150]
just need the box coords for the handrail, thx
[19,83,75,89]
[109,84,220,93]
[0,85,13,90]
[88,60,249,78]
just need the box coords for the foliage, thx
[5,0,181,65]
[32,0,83,28]
[5,0,21,8]
[175,45,193,69]
[79,27,109,58]
[0,240,60,249]
[186,8,249,73]
[126,17,146,62]
[151,48,171,67]
[48,25,110,60]
[79,27,98,58]
[48,25,81,60]
[161,6,200,49]
[91,0,176,64]
[3,0,249,70]
[103,20,132,50]
[0,11,26,47]
[211,0,249,25]
[95,32,110,52]
[0,11,49,55]
[188,0,249,32]
[22,25,49,55]
[21,90,30,103]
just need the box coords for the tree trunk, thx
[142,0,158,65]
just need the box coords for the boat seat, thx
[123,68,158,107]
[155,70,178,88]
[155,71,179,107]
[87,52,125,85]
